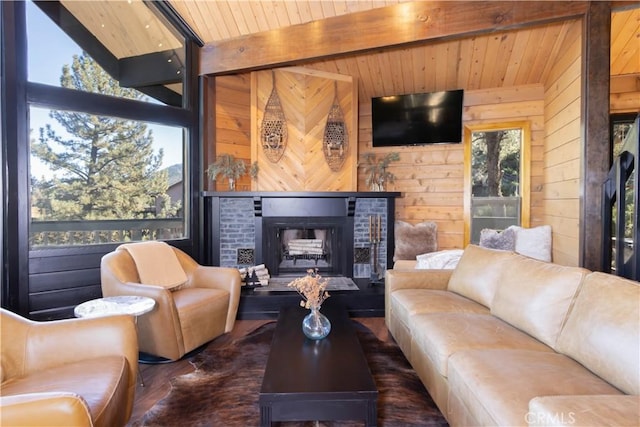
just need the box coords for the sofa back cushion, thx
[447,245,516,308]
[491,254,587,348]
[556,272,640,395]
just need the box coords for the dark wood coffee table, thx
[259,302,378,426]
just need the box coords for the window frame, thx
[463,121,531,246]
[1,0,202,316]
[26,3,194,249]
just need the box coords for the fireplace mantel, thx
[202,191,401,198]
[203,191,401,278]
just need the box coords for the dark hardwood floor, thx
[127,316,391,426]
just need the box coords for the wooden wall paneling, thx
[251,68,357,191]
[548,145,583,182]
[542,20,583,266]
[214,74,251,191]
[546,67,582,119]
[202,75,216,191]
[196,5,635,265]
[355,84,544,251]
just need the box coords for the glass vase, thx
[302,306,331,340]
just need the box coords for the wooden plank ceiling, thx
[168,0,639,97]
[61,1,638,98]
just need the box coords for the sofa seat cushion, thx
[173,287,230,352]
[410,313,554,377]
[528,395,640,427]
[448,349,622,427]
[391,289,489,330]
[1,355,130,427]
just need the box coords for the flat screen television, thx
[371,89,464,147]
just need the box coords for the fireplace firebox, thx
[258,196,354,278]
[263,217,350,277]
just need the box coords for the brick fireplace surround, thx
[203,192,401,279]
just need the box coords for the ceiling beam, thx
[199,1,589,76]
[119,50,184,88]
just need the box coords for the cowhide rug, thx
[135,321,448,427]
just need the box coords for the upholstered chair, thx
[0,308,138,427]
[100,242,242,361]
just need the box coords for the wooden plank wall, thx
[357,84,546,250]
[210,17,634,261]
[211,74,252,191]
[249,68,358,192]
[213,77,545,251]
[542,20,583,267]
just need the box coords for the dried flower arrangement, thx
[287,268,330,309]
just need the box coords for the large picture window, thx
[26,0,190,249]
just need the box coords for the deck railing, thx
[29,218,184,248]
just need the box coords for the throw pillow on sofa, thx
[479,225,553,262]
[416,249,464,269]
[393,220,437,261]
[479,225,518,251]
[515,225,552,262]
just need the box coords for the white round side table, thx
[74,295,156,386]
[74,295,155,318]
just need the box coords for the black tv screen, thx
[371,89,464,147]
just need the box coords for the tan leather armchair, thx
[0,308,138,427]
[101,245,242,361]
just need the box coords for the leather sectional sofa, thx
[385,244,639,426]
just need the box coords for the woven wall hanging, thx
[260,71,287,163]
[323,82,348,172]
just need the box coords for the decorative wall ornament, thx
[260,71,287,163]
[323,82,348,172]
